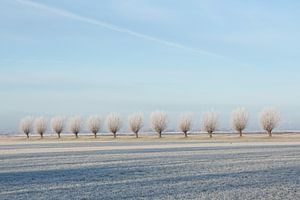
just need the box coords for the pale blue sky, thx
[1,0,300,132]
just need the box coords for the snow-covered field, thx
[0,136,299,199]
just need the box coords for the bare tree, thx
[178,113,193,137]
[202,110,218,138]
[128,113,143,138]
[150,111,168,138]
[259,108,280,137]
[231,108,249,137]
[20,116,33,138]
[51,116,65,138]
[69,116,82,138]
[106,113,122,138]
[87,115,101,138]
[35,117,48,138]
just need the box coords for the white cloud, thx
[15,0,225,59]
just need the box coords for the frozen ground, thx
[0,138,299,199]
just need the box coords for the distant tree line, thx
[20,107,280,139]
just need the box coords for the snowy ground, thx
[0,137,299,199]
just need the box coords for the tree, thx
[51,116,65,138]
[231,108,249,137]
[128,113,143,138]
[106,113,122,138]
[259,108,280,137]
[150,111,168,138]
[69,116,81,138]
[87,115,101,138]
[202,110,218,138]
[35,117,47,138]
[178,113,192,137]
[20,116,33,138]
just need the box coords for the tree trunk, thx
[94,133,97,138]
[158,131,162,138]
[184,131,187,138]
[26,133,29,139]
[209,132,212,138]
[40,134,43,139]
[75,133,78,138]
[113,132,116,138]
[135,132,139,138]
[268,131,272,137]
[239,130,243,137]
[57,133,61,139]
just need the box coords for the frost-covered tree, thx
[259,108,280,137]
[51,116,65,138]
[231,108,249,137]
[178,113,193,137]
[35,117,47,138]
[128,113,143,138]
[202,111,218,138]
[20,116,33,138]
[150,111,168,138]
[106,113,122,138]
[69,116,82,138]
[87,115,101,138]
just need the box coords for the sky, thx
[1,0,300,133]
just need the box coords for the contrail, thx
[16,0,225,59]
